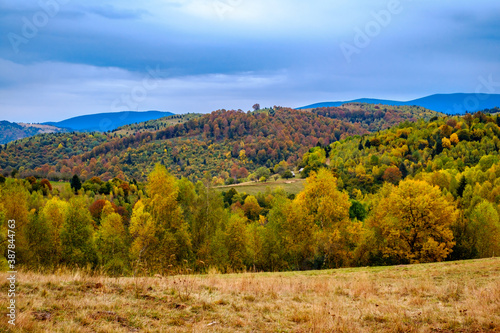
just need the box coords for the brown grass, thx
[1,258,499,332]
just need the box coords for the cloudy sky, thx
[1,0,499,122]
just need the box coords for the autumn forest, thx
[0,105,499,276]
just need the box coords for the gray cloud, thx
[0,0,499,122]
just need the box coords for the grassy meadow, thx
[215,178,306,196]
[1,258,498,332]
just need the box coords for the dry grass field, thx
[1,258,499,332]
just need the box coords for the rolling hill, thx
[43,110,174,132]
[298,93,500,114]
[0,105,440,182]
[0,120,67,144]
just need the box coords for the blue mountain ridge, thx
[297,93,500,114]
[43,110,174,132]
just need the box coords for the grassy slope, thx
[1,258,498,332]
[215,178,305,195]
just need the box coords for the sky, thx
[0,0,499,122]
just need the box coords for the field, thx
[1,258,498,332]
[216,178,306,195]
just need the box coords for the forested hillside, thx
[0,105,439,182]
[111,113,202,136]
[310,103,441,132]
[0,110,499,275]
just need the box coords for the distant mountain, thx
[297,93,500,114]
[0,121,67,144]
[43,111,174,132]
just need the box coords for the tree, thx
[141,164,192,270]
[225,212,248,271]
[442,137,452,149]
[295,168,352,268]
[252,103,260,111]
[41,197,69,263]
[25,211,52,268]
[469,201,500,258]
[296,168,350,229]
[255,167,270,182]
[70,174,82,192]
[349,200,367,221]
[61,197,97,267]
[382,166,402,184]
[281,199,316,270]
[456,175,467,198]
[282,170,294,179]
[0,181,29,262]
[242,195,262,220]
[40,179,52,192]
[96,201,129,275]
[129,200,156,270]
[369,180,456,264]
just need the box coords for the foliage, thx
[2,109,500,275]
[369,180,456,264]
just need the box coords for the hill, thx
[1,258,497,332]
[298,93,500,114]
[1,109,499,282]
[112,113,202,136]
[0,120,67,144]
[309,103,442,132]
[0,105,438,182]
[43,110,174,132]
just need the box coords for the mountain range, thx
[297,93,500,114]
[43,110,174,132]
[0,111,174,144]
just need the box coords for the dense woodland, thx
[0,105,440,182]
[1,108,499,275]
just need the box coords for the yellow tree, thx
[129,200,156,268]
[0,181,29,262]
[96,201,129,275]
[296,168,350,230]
[142,164,191,271]
[281,201,316,270]
[294,168,356,268]
[369,179,456,264]
[40,197,69,264]
[242,195,262,221]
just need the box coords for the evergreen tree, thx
[457,175,467,197]
[70,175,82,192]
[399,162,408,179]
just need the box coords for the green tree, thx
[469,201,500,258]
[61,197,97,267]
[225,212,248,271]
[457,175,467,197]
[255,167,270,182]
[70,174,82,192]
[25,211,52,268]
